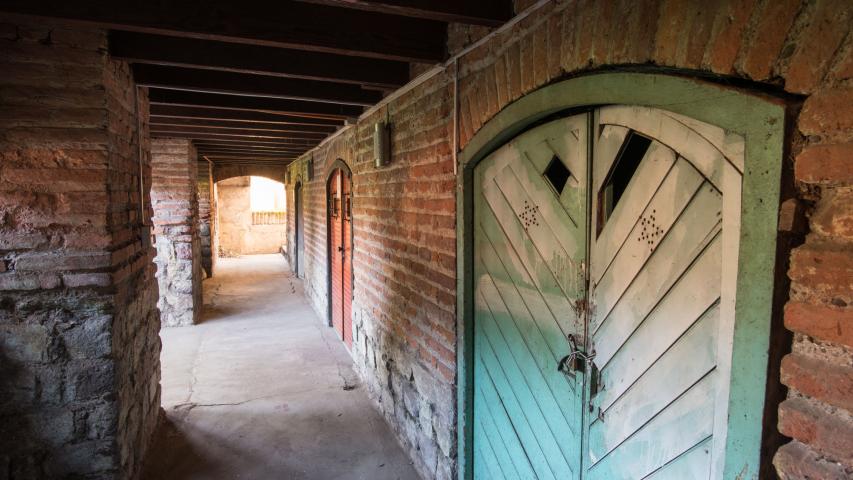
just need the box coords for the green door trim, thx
[456,72,786,480]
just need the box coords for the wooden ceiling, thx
[0,0,514,167]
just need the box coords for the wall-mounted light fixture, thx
[306,156,315,181]
[374,121,390,168]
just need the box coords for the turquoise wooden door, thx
[583,106,744,479]
[472,105,746,479]
[473,114,589,480]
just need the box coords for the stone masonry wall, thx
[287,1,853,478]
[0,17,159,479]
[197,160,214,277]
[151,138,201,327]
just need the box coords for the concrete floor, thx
[142,254,419,480]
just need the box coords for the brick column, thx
[151,139,202,327]
[0,19,159,479]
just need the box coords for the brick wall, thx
[197,160,214,277]
[287,1,853,478]
[0,18,159,479]
[287,72,458,479]
[151,138,201,327]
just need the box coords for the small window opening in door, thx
[598,132,652,233]
[544,155,572,195]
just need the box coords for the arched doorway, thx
[294,181,305,278]
[327,161,353,347]
[457,73,786,480]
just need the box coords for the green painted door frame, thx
[456,72,786,480]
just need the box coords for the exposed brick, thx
[778,397,853,465]
[0,18,159,480]
[736,0,802,80]
[781,353,853,411]
[799,85,853,141]
[774,440,853,480]
[704,0,759,74]
[811,187,853,240]
[783,0,852,94]
[795,143,853,186]
[789,243,853,304]
[785,302,853,348]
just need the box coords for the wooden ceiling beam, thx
[135,64,382,107]
[148,89,362,119]
[150,105,344,126]
[293,0,513,26]
[151,118,337,134]
[0,1,446,62]
[110,31,409,88]
[202,152,297,160]
[196,146,309,154]
[194,141,311,151]
[151,124,328,140]
[152,132,319,147]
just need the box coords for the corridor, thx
[142,255,419,480]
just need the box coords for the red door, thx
[329,169,353,347]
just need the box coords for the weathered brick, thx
[785,301,853,348]
[811,187,853,240]
[736,0,802,80]
[778,397,853,465]
[704,0,759,74]
[799,85,853,141]
[795,143,853,186]
[789,243,853,303]
[781,353,853,411]
[774,440,853,480]
[782,0,852,93]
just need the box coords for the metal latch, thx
[557,334,594,379]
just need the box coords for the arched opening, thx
[457,72,787,480]
[215,175,287,257]
[326,160,354,346]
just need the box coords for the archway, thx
[456,72,786,480]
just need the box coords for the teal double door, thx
[473,107,744,479]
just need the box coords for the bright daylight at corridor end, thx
[0,1,852,480]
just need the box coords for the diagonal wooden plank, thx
[476,350,558,480]
[477,369,539,480]
[587,373,717,478]
[476,285,578,467]
[482,177,580,335]
[592,140,678,284]
[642,436,712,480]
[588,313,718,463]
[592,172,718,334]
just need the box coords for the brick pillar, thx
[0,18,160,479]
[151,139,202,327]
[197,159,215,277]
